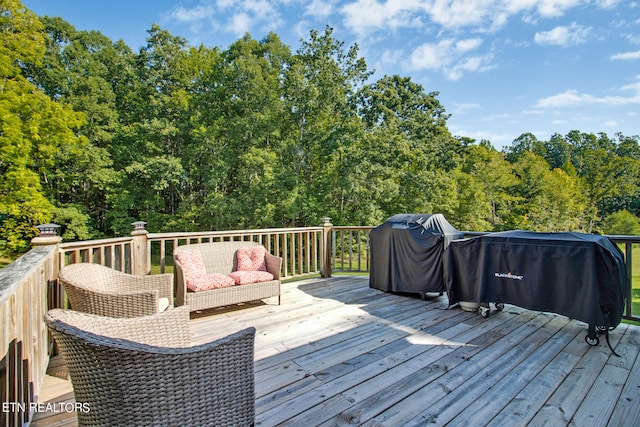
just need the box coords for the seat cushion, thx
[229,270,274,285]
[189,273,236,292]
[236,246,267,271]
[158,297,170,312]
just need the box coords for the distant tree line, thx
[2,1,640,257]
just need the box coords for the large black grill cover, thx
[370,214,464,295]
[444,230,626,328]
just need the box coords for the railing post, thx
[321,218,333,278]
[131,221,149,275]
[31,224,62,278]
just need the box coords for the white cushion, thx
[158,297,170,312]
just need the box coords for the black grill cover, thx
[369,214,464,295]
[444,230,626,328]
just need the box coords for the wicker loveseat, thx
[173,241,282,311]
[58,263,174,318]
[45,306,256,427]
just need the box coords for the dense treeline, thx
[2,1,640,257]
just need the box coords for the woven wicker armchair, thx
[58,263,174,318]
[45,306,256,427]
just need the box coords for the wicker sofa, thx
[45,306,256,426]
[173,241,282,311]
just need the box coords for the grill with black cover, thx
[369,213,464,298]
[444,230,626,350]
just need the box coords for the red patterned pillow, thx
[236,246,267,271]
[189,273,235,291]
[176,250,208,290]
[229,271,274,285]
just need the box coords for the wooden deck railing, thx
[145,226,326,278]
[1,220,640,426]
[0,245,57,427]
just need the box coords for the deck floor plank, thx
[30,276,640,427]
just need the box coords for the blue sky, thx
[23,0,640,149]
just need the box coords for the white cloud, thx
[621,80,640,92]
[216,0,236,9]
[594,0,622,8]
[336,0,626,39]
[379,49,404,65]
[534,0,582,17]
[611,50,640,60]
[452,102,482,113]
[409,37,492,80]
[428,0,494,28]
[447,54,495,80]
[170,5,215,22]
[167,0,284,39]
[243,0,275,17]
[535,87,640,108]
[410,39,454,70]
[341,0,423,35]
[227,13,253,36]
[456,38,483,52]
[305,0,335,18]
[534,22,589,46]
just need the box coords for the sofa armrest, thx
[265,253,282,280]
[174,260,187,306]
[124,273,174,301]
[64,284,160,318]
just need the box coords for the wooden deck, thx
[32,276,640,426]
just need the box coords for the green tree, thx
[602,210,640,235]
[504,132,546,164]
[511,152,587,231]
[207,33,290,229]
[25,16,124,235]
[568,131,640,232]
[0,0,84,255]
[349,74,461,222]
[281,26,371,226]
[462,144,519,230]
[448,168,492,231]
[106,25,190,234]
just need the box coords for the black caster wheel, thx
[495,303,504,311]
[480,306,490,318]
[585,334,600,346]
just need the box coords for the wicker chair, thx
[58,263,174,318]
[45,306,256,427]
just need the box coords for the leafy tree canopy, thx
[2,1,640,258]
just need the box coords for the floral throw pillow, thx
[236,246,267,272]
[229,271,274,285]
[176,250,207,289]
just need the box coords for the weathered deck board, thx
[31,276,640,427]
